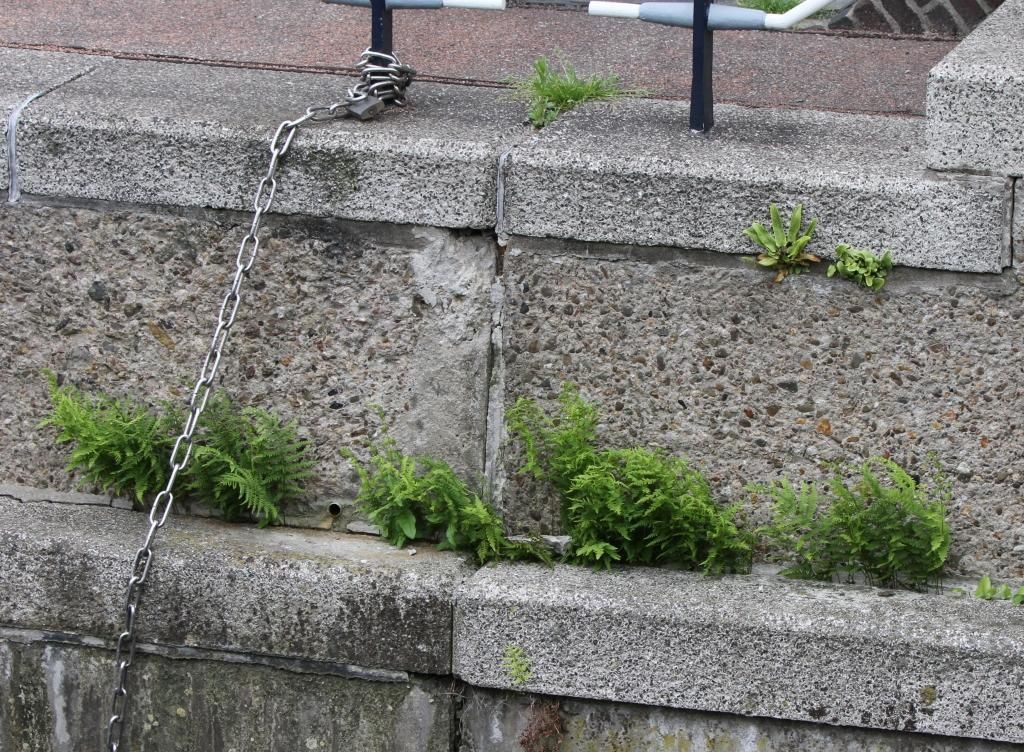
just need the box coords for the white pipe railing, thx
[589,0,833,30]
[328,0,505,9]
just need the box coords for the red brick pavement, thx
[0,0,956,115]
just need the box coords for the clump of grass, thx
[739,0,835,18]
[513,56,624,128]
[41,373,312,526]
[343,418,551,565]
[507,383,754,573]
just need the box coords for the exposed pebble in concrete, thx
[499,239,1024,578]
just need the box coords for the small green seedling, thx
[503,645,534,686]
[743,203,820,282]
[974,575,1024,603]
[513,56,624,128]
[827,244,893,291]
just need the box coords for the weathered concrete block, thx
[0,636,454,752]
[454,564,1024,743]
[0,49,106,193]
[0,498,473,674]
[17,58,529,227]
[926,0,1024,176]
[503,100,1010,272]
[0,203,495,523]
[497,238,1024,579]
[459,687,1024,752]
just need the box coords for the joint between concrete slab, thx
[494,144,516,248]
[1007,176,1015,268]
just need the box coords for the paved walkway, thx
[1,0,956,115]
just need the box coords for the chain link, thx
[104,48,414,752]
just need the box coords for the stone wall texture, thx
[0,202,496,528]
[829,0,1003,37]
[497,238,1024,579]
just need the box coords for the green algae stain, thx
[920,685,938,707]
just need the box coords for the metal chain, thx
[104,49,414,752]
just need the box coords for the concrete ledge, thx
[1,48,1015,273]
[504,100,1011,272]
[15,57,528,228]
[927,0,1024,176]
[0,50,105,193]
[0,496,473,675]
[454,563,1024,744]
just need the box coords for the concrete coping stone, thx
[501,98,1011,272]
[454,563,1024,744]
[0,49,108,193]
[0,47,1014,272]
[926,0,1024,176]
[0,496,474,675]
[13,55,530,228]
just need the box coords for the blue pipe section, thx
[638,2,767,30]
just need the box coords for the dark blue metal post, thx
[689,0,714,132]
[370,0,393,53]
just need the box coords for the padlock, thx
[346,95,386,121]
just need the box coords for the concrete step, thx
[502,99,1011,272]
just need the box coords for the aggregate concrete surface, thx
[926,0,1024,175]
[0,0,954,116]
[0,49,105,192]
[503,99,1010,271]
[0,203,496,527]
[498,238,1024,578]
[454,563,1024,742]
[0,496,474,674]
[15,59,530,227]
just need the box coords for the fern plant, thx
[40,372,178,505]
[343,425,551,565]
[508,384,753,573]
[185,392,314,526]
[41,376,312,526]
[759,458,951,590]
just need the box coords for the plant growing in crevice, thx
[743,203,820,282]
[519,700,563,752]
[973,575,1024,604]
[502,645,534,687]
[41,374,312,526]
[343,418,551,565]
[512,56,625,128]
[507,384,754,573]
[827,244,893,291]
[757,458,951,590]
[183,391,314,526]
[41,372,178,505]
